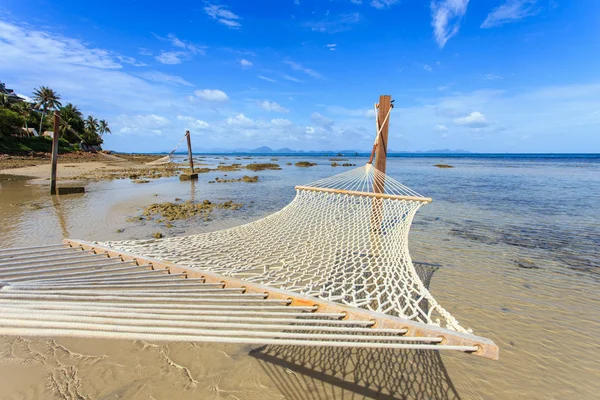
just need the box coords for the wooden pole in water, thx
[373,95,392,192]
[186,130,194,174]
[50,110,60,195]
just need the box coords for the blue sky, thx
[1,1,599,153]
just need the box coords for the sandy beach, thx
[0,153,165,182]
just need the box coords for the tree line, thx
[0,82,110,147]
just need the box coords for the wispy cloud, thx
[240,58,253,68]
[138,71,194,87]
[434,124,449,131]
[423,64,433,72]
[305,13,360,33]
[282,74,303,83]
[326,44,337,51]
[284,60,321,79]
[481,0,540,28]
[153,33,206,64]
[204,3,241,29]
[371,0,400,9]
[155,51,186,65]
[483,73,502,80]
[164,33,206,55]
[258,75,278,83]
[430,0,470,48]
[117,55,147,67]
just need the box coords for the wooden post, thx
[50,111,60,195]
[373,95,392,192]
[186,130,194,173]
[179,130,198,180]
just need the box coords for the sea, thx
[0,153,598,399]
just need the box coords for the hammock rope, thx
[102,165,469,333]
[0,245,496,357]
[146,132,189,165]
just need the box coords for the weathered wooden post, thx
[50,111,60,195]
[186,130,194,173]
[373,94,392,192]
[179,130,198,180]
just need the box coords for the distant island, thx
[170,146,473,155]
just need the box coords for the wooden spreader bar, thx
[295,186,433,203]
[58,239,498,360]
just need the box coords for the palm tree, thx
[33,86,62,135]
[13,102,33,136]
[85,115,99,133]
[61,103,83,120]
[98,119,111,137]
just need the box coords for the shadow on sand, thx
[249,262,461,400]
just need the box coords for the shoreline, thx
[0,152,165,182]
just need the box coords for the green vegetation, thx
[0,135,76,154]
[1,81,110,153]
[434,164,455,168]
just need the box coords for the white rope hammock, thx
[0,244,497,358]
[102,164,468,333]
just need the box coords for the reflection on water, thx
[0,155,599,399]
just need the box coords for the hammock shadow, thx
[248,262,461,400]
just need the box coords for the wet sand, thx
[0,155,599,399]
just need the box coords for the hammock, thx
[146,132,188,165]
[102,164,469,332]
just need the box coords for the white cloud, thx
[453,111,492,128]
[305,13,360,33]
[139,48,153,56]
[117,55,147,67]
[162,33,206,55]
[204,4,241,29]
[258,75,278,83]
[483,73,502,80]
[177,116,210,129]
[284,60,321,79]
[481,0,540,28]
[423,64,433,72]
[282,74,302,83]
[371,0,400,9]
[271,118,293,127]
[326,44,337,51]
[311,112,333,127]
[435,124,449,131]
[0,21,122,69]
[117,114,171,135]
[155,51,186,65]
[226,113,256,128]
[430,0,470,48]
[240,59,253,67]
[194,89,229,101]
[259,100,289,113]
[138,71,193,87]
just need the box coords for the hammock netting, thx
[102,164,469,333]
